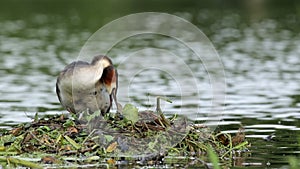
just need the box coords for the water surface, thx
[0,1,299,168]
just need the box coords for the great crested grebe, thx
[56,55,121,116]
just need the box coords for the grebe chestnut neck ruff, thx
[56,55,121,116]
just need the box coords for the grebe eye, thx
[93,91,97,95]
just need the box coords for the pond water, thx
[0,1,300,168]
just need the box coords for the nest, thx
[0,100,249,168]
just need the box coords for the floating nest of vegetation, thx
[0,98,249,168]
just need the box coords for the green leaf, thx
[207,145,221,169]
[123,104,139,123]
[0,157,43,169]
[37,126,51,133]
[0,135,16,146]
[104,135,114,143]
[63,119,75,128]
[55,134,62,144]
[233,141,248,150]
[87,156,100,162]
[64,135,81,150]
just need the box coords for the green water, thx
[0,0,300,168]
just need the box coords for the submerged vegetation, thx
[0,98,249,168]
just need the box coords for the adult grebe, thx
[56,55,121,116]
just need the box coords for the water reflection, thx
[0,17,90,125]
[0,9,299,127]
[0,6,300,168]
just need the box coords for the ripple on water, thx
[0,14,299,132]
